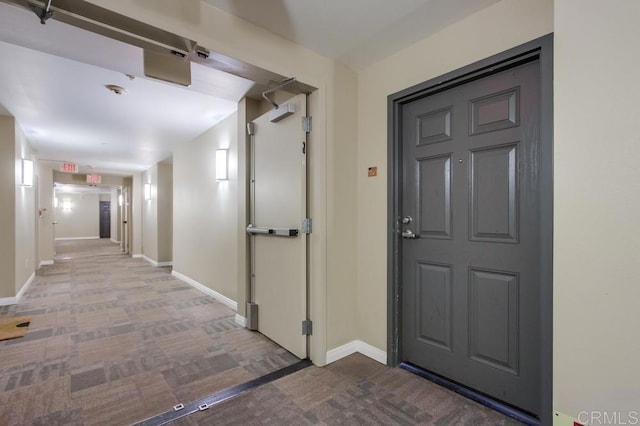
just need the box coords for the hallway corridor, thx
[0,240,521,425]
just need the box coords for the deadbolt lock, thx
[402,216,412,225]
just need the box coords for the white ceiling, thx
[203,0,501,70]
[0,2,252,176]
[0,0,500,178]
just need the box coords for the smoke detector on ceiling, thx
[105,84,127,95]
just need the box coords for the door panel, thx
[417,155,451,238]
[415,262,452,352]
[401,60,541,414]
[251,93,307,359]
[469,143,518,243]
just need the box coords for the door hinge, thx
[302,116,312,133]
[247,122,255,136]
[302,218,312,234]
[302,320,313,336]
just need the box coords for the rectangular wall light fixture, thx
[216,149,228,180]
[21,159,34,187]
[62,200,72,211]
[144,183,151,200]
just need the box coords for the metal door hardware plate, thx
[302,320,313,335]
[246,225,299,237]
[302,218,312,234]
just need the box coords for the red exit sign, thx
[86,174,102,184]
[60,162,78,173]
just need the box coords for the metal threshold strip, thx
[133,359,312,426]
[399,362,540,426]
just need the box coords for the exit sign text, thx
[60,162,78,173]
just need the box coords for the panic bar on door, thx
[246,224,299,237]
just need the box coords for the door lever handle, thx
[401,230,419,239]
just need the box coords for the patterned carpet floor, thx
[0,239,522,425]
[173,352,522,425]
[0,239,298,425]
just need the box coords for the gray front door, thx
[401,60,541,414]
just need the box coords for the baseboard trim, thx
[1,272,37,306]
[0,297,18,306]
[39,260,54,267]
[235,314,247,327]
[132,254,143,259]
[326,340,387,365]
[110,239,121,244]
[55,236,100,241]
[171,270,238,311]
[17,272,36,301]
[139,255,172,267]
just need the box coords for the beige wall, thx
[173,112,238,301]
[142,164,172,263]
[356,0,554,351]
[131,174,142,255]
[0,115,37,300]
[157,163,172,263]
[553,0,640,419]
[14,122,36,294]
[38,163,55,264]
[0,116,16,299]
[110,187,121,242]
[325,63,358,350]
[54,193,100,239]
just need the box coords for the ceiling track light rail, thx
[1,0,315,98]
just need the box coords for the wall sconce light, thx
[216,149,228,180]
[62,200,72,211]
[144,183,151,200]
[20,159,34,187]
[53,196,58,208]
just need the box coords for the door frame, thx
[387,34,553,422]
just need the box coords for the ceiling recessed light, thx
[105,84,127,95]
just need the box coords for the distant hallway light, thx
[216,149,228,180]
[144,183,151,200]
[21,159,34,187]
